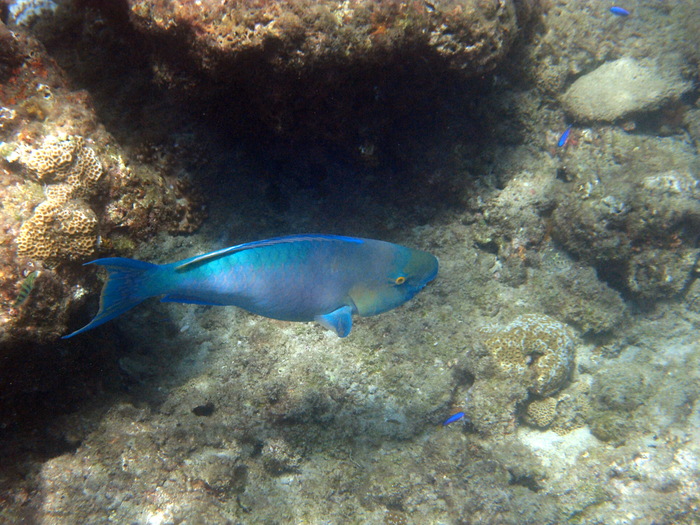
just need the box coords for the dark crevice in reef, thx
[29,2,502,227]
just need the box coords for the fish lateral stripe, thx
[175,234,365,273]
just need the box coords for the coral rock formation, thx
[562,57,691,122]
[14,135,102,263]
[525,397,558,428]
[16,199,98,261]
[482,314,576,397]
[0,22,204,345]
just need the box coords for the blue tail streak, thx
[62,258,162,339]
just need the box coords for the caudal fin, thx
[63,257,161,339]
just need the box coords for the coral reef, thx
[56,0,545,160]
[524,379,591,432]
[261,437,302,475]
[525,397,558,428]
[0,20,205,345]
[16,198,98,261]
[531,247,627,335]
[552,130,700,301]
[460,314,577,435]
[0,1,698,524]
[124,0,530,72]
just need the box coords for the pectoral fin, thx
[315,305,354,337]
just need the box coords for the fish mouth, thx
[423,262,438,285]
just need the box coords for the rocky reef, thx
[73,0,543,161]
[0,19,204,345]
[552,131,700,301]
[0,0,699,523]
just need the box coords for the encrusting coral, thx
[525,397,558,428]
[16,199,98,261]
[482,314,575,397]
[461,314,578,435]
[14,135,103,263]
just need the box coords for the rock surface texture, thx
[562,57,691,122]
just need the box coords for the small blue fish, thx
[63,234,438,339]
[610,6,630,16]
[557,125,572,147]
[443,411,465,426]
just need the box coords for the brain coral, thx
[20,135,102,200]
[482,314,576,397]
[16,200,98,260]
[15,135,103,262]
[525,397,558,428]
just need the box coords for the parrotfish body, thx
[63,234,438,339]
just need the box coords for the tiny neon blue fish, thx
[557,125,572,147]
[63,234,438,339]
[443,411,465,426]
[610,6,630,16]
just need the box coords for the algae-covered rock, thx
[124,0,532,73]
[532,247,627,336]
[562,57,691,122]
[552,131,700,302]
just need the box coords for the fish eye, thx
[394,276,406,285]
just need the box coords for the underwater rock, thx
[124,0,530,73]
[532,247,627,336]
[587,364,654,444]
[56,0,542,158]
[562,57,691,122]
[552,132,700,302]
[261,437,302,475]
[6,0,58,26]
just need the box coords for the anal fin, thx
[315,305,354,337]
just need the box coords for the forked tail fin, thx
[62,257,162,339]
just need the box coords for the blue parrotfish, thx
[63,234,438,339]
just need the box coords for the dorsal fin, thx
[174,234,364,273]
